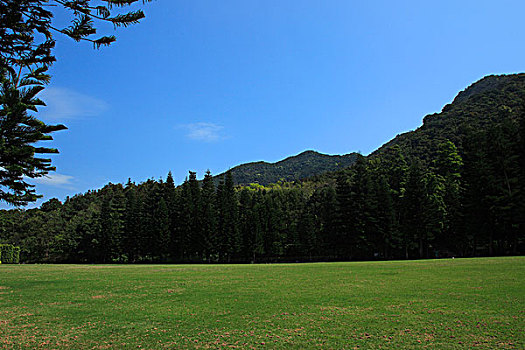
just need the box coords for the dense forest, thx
[0,74,524,263]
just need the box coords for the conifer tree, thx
[154,197,170,262]
[200,170,217,261]
[317,186,338,257]
[421,171,446,258]
[187,171,203,260]
[237,188,252,261]
[218,172,240,262]
[296,197,318,260]
[163,171,178,260]
[434,140,463,254]
[72,201,100,263]
[264,193,286,258]
[485,119,521,254]
[251,191,265,262]
[335,171,353,259]
[336,155,372,259]
[462,129,492,255]
[163,171,177,209]
[123,179,140,262]
[0,0,152,205]
[384,145,409,257]
[401,161,426,259]
[374,176,395,259]
[178,176,192,261]
[139,180,163,261]
[350,156,377,258]
[518,107,525,250]
[98,184,125,262]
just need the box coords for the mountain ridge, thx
[370,73,525,162]
[212,73,525,186]
[214,150,359,185]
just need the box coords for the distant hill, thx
[216,74,525,186]
[371,74,525,162]
[214,150,359,185]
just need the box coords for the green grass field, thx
[1,257,523,349]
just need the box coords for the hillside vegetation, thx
[372,74,525,162]
[0,74,523,263]
[214,150,359,186]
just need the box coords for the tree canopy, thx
[0,0,152,206]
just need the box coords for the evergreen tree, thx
[336,155,374,259]
[187,171,203,260]
[123,180,140,262]
[384,145,409,258]
[434,140,464,254]
[374,176,395,259]
[178,176,193,261]
[478,118,521,255]
[296,196,318,260]
[351,157,378,259]
[462,129,493,256]
[154,197,170,262]
[401,161,426,259]
[0,66,66,205]
[251,191,265,262]
[421,172,446,258]
[335,171,353,259]
[75,202,102,263]
[139,180,163,261]
[317,186,338,258]
[163,171,178,257]
[238,188,253,261]
[219,172,240,261]
[0,0,152,205]
[263,193,285,259]
[98,184,125,263]
[200,170,217,262]
[518,107,525,252]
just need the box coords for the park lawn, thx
[0,257,523,349]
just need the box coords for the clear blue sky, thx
[19,0,525,206]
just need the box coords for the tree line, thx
[0,112,523,263]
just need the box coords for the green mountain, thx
[2,73,523,264]
[213,74,525,186]
[214,150,359,185]
[371,73,525,162]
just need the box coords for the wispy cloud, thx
[38,87,109,121]
[179,122,225,142]
[32,173,75,188]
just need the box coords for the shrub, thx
[13,246,20,264]
[0,244,20,264]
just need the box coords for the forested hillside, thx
[0,74,523,263]
[372,74,525,162]
[214,150,359,185]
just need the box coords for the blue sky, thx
[18,0,525,207]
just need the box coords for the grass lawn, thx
[0,257,523,349]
